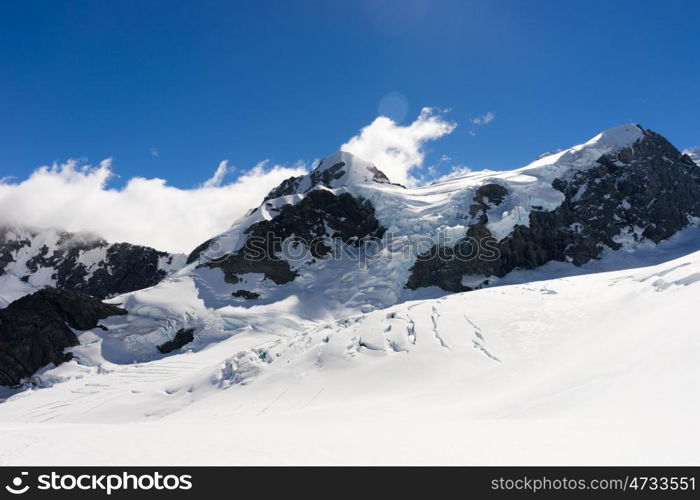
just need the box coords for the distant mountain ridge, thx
[0,226,185,307]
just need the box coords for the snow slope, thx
[0,225,699,465]
[1,124,699,465]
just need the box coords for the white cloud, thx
[0,159,306,254]
[341,107,456,186]
[471,111,495,126]
[149,147,160,158]
[0,108,462,253]
[202,160,231,188]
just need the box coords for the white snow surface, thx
[0,222,699,465]
[2,124,698,465]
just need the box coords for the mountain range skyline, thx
[1,120,696,254]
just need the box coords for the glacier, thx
[1,123,699,465]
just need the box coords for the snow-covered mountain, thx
[180,123,700,309]
[1,123,700,464]
[0,226,186,307]
[1,225,699,464]
[3,123,700,369]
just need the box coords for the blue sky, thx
[2,0,699,188]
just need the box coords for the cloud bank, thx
[0,110,456,252]
[0,160,306,254]
[341,107,456,186]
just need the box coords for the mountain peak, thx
[313,150,391,186]
[263,151,391,202]
[520,123,648,179]
[586,123,645,149]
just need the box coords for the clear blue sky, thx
[2,0,699,187]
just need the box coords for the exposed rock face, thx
[0,288,127,387]
[202,190,386,285]
[157,328,195,354]
[469,184,509,223]
[0,227,184,303]
[49,242,176,298]
[232,290,261,299]
[264,176,304,202]
[407,128,700,292]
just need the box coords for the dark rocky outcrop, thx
[201,190,386,285]
[231,290,261,299]
[469,183,509,224]
[263,176,303,202]
[157,328,195,354]
[308,161,347,189]
[49,242,175,299]
[0,288,127,387]
[186,238,215,265]
[260,160,351,203]
[407,128,700,292]
[0,227,181,300]
[191,152,392,286]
